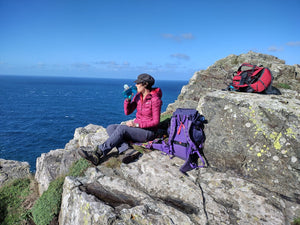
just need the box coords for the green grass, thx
[0,178,31,225]
[104,157,122,168]
[31,158,90,225]
[31,176,64,225]
[0,159,90,225]
[1,114,172,225]
[276,83,291,89]
[68,157,91,177]
[292,217,300,225]
[160,113,172,122]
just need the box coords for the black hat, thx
[134,73,155,86]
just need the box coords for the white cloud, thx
[170,53,190,60]
[95,61,117,66]
[94,61,130,66]
[30,62,48,69]
[71,62,91,69]
[267,46,284,52]
[180,33,195,40]
[165,63,179,69]
[161,33,174,39]
[161,33,195,42]
[286,41,300,46]
[94,60,130,71]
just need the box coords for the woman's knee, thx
[106,124,119,135]
[117,125,129,135]
[108,124,128,135]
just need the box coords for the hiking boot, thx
[122,149,142,164]
[78,147,103,166]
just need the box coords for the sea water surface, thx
[0,75,187,171]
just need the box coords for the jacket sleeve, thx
[124,95,138,115]
[135,95,162,129]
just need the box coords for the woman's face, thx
[136,82,147,93]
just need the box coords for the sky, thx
[0,0,299,81]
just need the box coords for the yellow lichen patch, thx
[285,128,296,139]
[80,203,91,225]
[247,114,266,137]
[281,150,288,155]
[270,132,282,150]
[274,133,282,150]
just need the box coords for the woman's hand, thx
[126,121,139,127]
[126,121,135,127]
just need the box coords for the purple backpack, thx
[149,108,207,173]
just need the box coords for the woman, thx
[79,73,162,165]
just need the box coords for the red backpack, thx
[231,63,273,93]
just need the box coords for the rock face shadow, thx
[80,183,139,208]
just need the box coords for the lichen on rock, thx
[12,51,300,224]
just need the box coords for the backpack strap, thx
[177,119,206,173]
[151,141,173,157]
[238,63,252,72]
[134,137,172,156]
[184,119,196,150]
[168,115,178,155]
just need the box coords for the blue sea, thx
[0,75,187,171]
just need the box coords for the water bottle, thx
[200,115,208,124]
[123,84,137,99]
[200,116,206,122]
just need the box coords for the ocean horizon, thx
[0,75,188,171]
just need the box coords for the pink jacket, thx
[124,88,162,130]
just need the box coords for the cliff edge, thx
[1,51,299,225]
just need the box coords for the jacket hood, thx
[150,87,162,99]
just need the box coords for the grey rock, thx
[35,124,108,195]
[167,51,300,113]
[199,169,294,225]
[33,52,300,224]
[197,90,300,202]
[35,148,80,195]
[58,150,296,225]
[59,165,196,225]
[0,159,30,187]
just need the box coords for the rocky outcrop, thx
[59,155,289,225]
[30,52,300,224]
[35,125,108,195]
[35,115,299,224]
[35,148,80,195]
[166,51,300,112]
[0,159,30,187]
[197,89,300,203]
